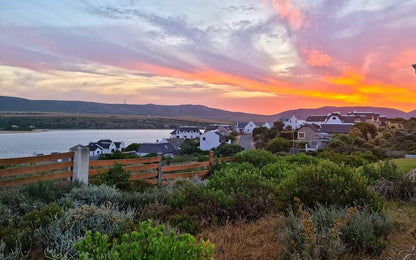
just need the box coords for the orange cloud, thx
[389,48,416,69]
[305,49,333,67]
[261,0,305,29]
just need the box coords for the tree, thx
[214,143,244,157]
[124,143,141,151]
[180,139,201,154]
[349,122,377,141]
[266,137,291,153]
[272,121,284,131]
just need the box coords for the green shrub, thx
[266,137,291,153]
[64,184,121,206]
[260,162,294,182]
[22,203,63,230]
[236,150,278,168]
[283,203,391,259]
[362,161,403,183]
[23,181,73,204]
[75,220,214,260]
[93,163,132,191]
[374,175,416,201]
[214,143,244,157]
[124,143,141,152]
[169,214,200,235]
[276,160,382,210]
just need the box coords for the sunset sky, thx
[0,0,415,114]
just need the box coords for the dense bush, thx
[276,160,382,210]
[124,143,141,152]
[236,149,278,168]
[361,161,403,183]
[93,164,132,191]
[180,139,202,155]
[318,150,376,168]
[283,201,392,259]
[64,184,122,206]
[266,137,291,153]
[214,143,244,157]
[75,220,214,260]
[23,181,73,204]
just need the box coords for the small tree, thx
[124,143,141,151]
[180,139,201,154]
[349,122,377,141]
[266,137,291,153]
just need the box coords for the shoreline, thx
[0,128,174,134]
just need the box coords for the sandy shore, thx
[0,129,44,134]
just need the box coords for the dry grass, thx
[375,201,416,260]
[198,214,285,260]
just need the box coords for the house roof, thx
[171,126,201,134]
[306,115,327,122]
[379,116,387,122]
[87,142,103,151]
[97,139,113,149]
[236,122,248,129]
[114,142,122,148]
[137,143,177,155]
[339,115,356,123]
[162,138,184,150]
[299,123,322,133]
[321,124,353,134]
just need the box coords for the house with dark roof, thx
[297,124,330,151]
[283,115,306,129]
[96,139,117,154]
[200,127,231,151]
[114,141,126,151]
[87,139,125,158]
[235,121,257,134]
[137,143,177,157]
[87,142,105,157]
[160,138,184,151]
[170,126,201,139]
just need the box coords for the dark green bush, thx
[236,150,278,168]
[214,143,244,157]
[23,181,73,204]
[362,161,403,183]
[276,160,382,210]
[266,137,291,153]
[93,163,132,191]
[22,203,63,230]
[169,214,200,235]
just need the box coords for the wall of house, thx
[200,131,220,151]
[243,122,256,134]
[298,127,320,146]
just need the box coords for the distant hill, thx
[0,96,413,122]
[275,106,411,120]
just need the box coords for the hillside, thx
[0,96,414,123]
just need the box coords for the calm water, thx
[0,129,173,159]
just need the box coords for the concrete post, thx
[70,145,90,185]
[157,153,163,187]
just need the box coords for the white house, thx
[87,142,104,157]
[114,141,126,152]
[199,131,224,151]
[263,122,272,129]
[236,121,257,134]
[170,126,201,139]
[97,139,117,154]
[283,115,305,130]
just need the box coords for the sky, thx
[0,0,416,114]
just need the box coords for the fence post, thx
[70,145,89,185]
[157,153,163,187]
[209,150,214,166]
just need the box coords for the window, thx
[332,116,336,120]
[202,137,206,141]
[298,132,305,139]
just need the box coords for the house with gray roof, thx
[170,126,201,139]
[137,143,177,157]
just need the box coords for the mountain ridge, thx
[0,96,414,122]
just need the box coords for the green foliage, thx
[276,160,382,210]
[317,150,376,168]
[93,163,132,191]
[283,203,392,259]
[236,149,278,168]
[75,220,214,260]
[361,161,403,183]
[64,184,121,206]
[349,122,378,141]
[214,143,244,157]
[169,214,200,235]
[124,143,141,152]
[22,203,63,230]
[23,180,73,204]
[266,137,291,153]
[99,151,138,160]
[180,139,201,155]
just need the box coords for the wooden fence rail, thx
[0,148,235,188]
[0,152,74,187]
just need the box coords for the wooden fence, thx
[0,152,74,187]
[0,148,235,188]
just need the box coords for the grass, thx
[391,158,416,173]
[198,214,285,260]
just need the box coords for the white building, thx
[283,115,305,130]
[263,122,272,129]
[200,131,224,151]
[114,141,126,152]
[236,121,257,134]
[170,126,201,139]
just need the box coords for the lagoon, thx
[0,129,173,159]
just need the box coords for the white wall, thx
[200,131,220,151]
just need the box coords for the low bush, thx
[214,143,244,157]
[374,175,416,201]
[75,220,214,260]
[362,161,403,183]
[236,150,278,168]
[169,214,200,235]
[276,160,382,210]
[23,181,73,204]
[64,184,122,206]
[283,200,392,259]
[93,163,132,191]
[266,137,291,153]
